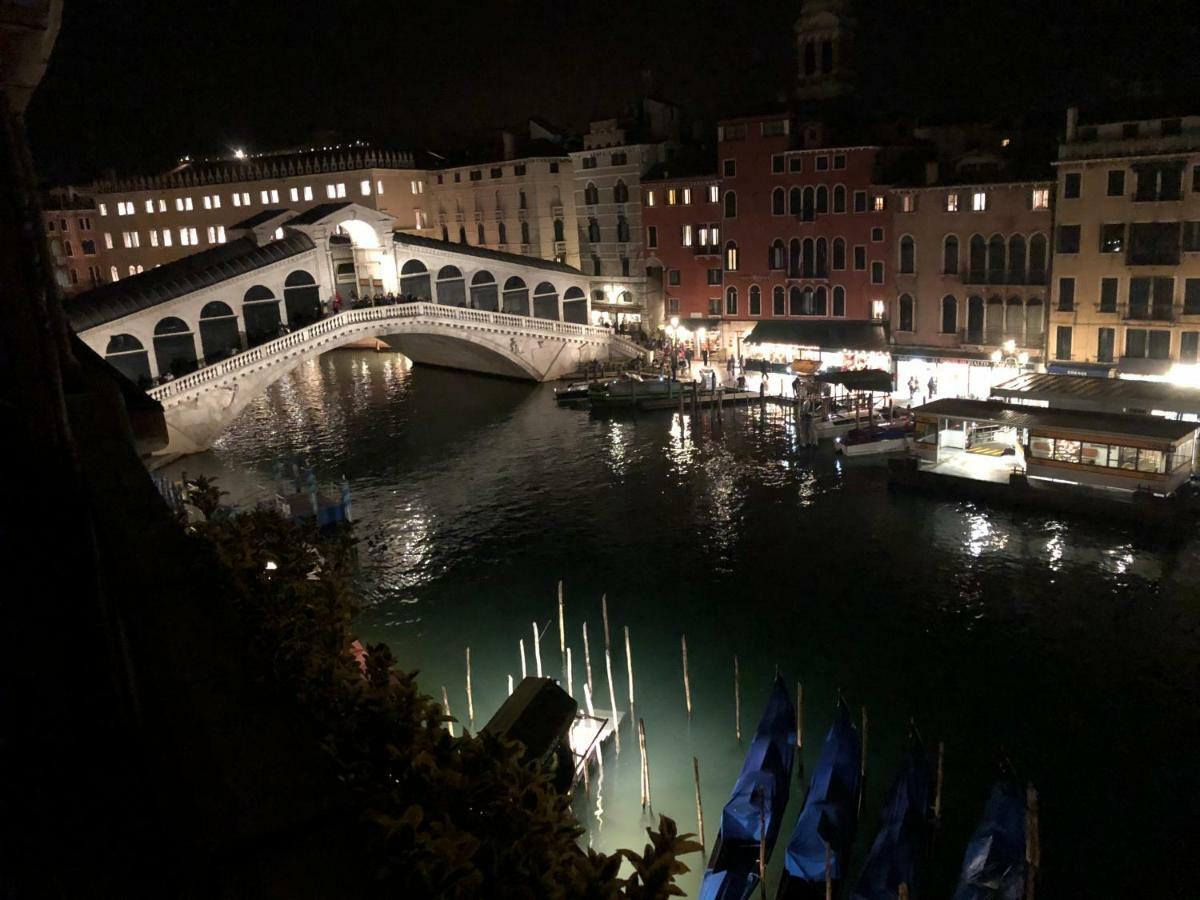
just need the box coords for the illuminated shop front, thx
[895,341,1039,402]
[589,285,643,328]
[742,320,891,374]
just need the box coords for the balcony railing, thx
[963,269,1047,286]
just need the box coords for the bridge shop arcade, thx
[911,398,1199,497]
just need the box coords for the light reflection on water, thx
[167,351,1200,898]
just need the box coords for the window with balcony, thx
[1100,277,1119,313]
[788,156,802,173]
[1055,326,1073,360]
[1127,222,1180,265]
[898,294,914,331]
[1183,221,1200,252]
[1181,332,1199,363]
[1186,279,1200,315]
[614,180,629,203]
[1097,327,1115,363]
[1134,163,1183,201]
[1058,277,1075,311]
[1128,276,1174,319]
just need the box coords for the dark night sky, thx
[26,0,1200,184]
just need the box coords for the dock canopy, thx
[992,372,1200,417]
[743,320,889,352]
[914,398,1199,442]
[815,368,893,392]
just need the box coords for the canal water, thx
[165,351,1199,898]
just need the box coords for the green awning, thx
[814,368,894,391]
[743,320,890,351]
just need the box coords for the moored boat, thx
[777,698,863,899]
[700,675,796,900]
[836,424,913,456]
[850,733,934,900]
[587,373,683,407]
[554,381,592,402]
[950,779,1030,900]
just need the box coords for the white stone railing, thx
[148,302,628,401]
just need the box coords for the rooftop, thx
[391,232,584,276]
[228,208,291,230]
[283,201,354,227]
[64,233,316,332]
[914,397,1198,442]
[992,372,1200,415]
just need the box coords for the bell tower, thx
[794,0,855,101]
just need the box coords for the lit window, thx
[683,224,693,246]
[1031,188,1049,210]
[682,187,692,204]
[162,228,172,247]
[274,227,284,239]
[270,189,279,203]
[186,197,194,210]
[121,231,131,248]
[206,226,216,243]
[972,191,987,211]
[871,300,886,319]
[361,179,371,196]
[646,190,656,207]
[98,203,107,216]
[337,183,346,198]
[132,231,140,248]
[110,266,118,281]
[128,265,136,276]
[290,187,299,202]
[667,188,677,205]
[261,190,270,204]
[189,227,198,244]
[136,265,143,274]
[303,186,313,201]
[411,180,419,194]
[327,184,337,199]
[203,196,211,210]
[217,225,226,243]
[946,193,959,212]
[712,226,720,244]
[873,195,885,212]
[212,194,220,209]
[158,199,167,212]
[901,194,914,213]
[233,194,241,207]
[242,192,250,206]
[103,232,113,249]
[377,180,384,194]
[725,242,739,270]
[178,227,188,245]
[144,199,154,214]
[150,229,158,247]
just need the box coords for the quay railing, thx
[148,302,629,402]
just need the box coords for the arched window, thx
[816,185,829,214]
[802,238,815,277]
[986,296,1004,341]
[477,223,486,244]
[562,286,587,324]
[587,219,600,242]
[1005,297,1024,342]
[725,286,738,315]
[436,265,466,307]
[283,269,320,327]
[802,287,815,315]
[899,235,915,274]
[969,235,987,281]
[804,41,816,76]
[441,225,449,242]
[802,186,815,221]
[832,237,846,270]
[816,237,828,277]
[814,286,827,316]
[789,238,801,277]
[967,295,984,343]
[1028,234,1047,284]
[789,187,801,216]
[1025,298,1044,342]
[553,218,564,242]
[616,216,629,242]
[769,239,785,270]
[772,187,785,215]
[584,182,599,205]
[832,285,846,317]
[399,259,432,300]
[898,294,914,331]
[502,276,530,316]
[613,180,629,203]
[1008,235,1027,283]
[498,222,508,244]
[724,190,737,218]
[987,234,1006,283]
[104,333,151,385]
[470,270,498,311]
[941,295,958,334]
[789,285,803,316]
[110,265,119,282]
[532,282,559,320]
[153,316,198,378]
[724,241,738,270]
[833,185,846,213]
[242,284,281,347]
[943,235,959,275]
[773,285,786,316]
[749,285,762,316]
[521,221,530,244]
[459,225,468,244]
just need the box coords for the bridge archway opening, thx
[563,286,587,324]
[435,265,466,307]
[199,300,241,364]
[283,269,321,327]
[334,218,380,249]
[532,281,559,320]
[470,270,498,311]
[502,276,530,316]
[105,333,152,386]
[243,284,282,347]
[399,259,432,300]
[153,316,199,377]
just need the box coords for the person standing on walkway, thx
[702,347,709,366]
[928,375,937,399]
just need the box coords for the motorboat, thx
[587,373,684,408]
[836,424,913,457]
[553,381,592,403]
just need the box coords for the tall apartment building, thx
[1048,111,1200,381]
[888,170,1054,398]
[43,189,105,294]
[84,145,423,284]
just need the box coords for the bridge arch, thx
[502,276,530,316]
[532,281,559,320]
[400,259,431,299]
[242,284,282,347]
[283,269,321,327]
[436,265,466,307]
[105,333,152,386]
[470,270,498,311]
[154,316,199,377]
[199,301,241,364]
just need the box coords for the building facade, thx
[889,178,1054,399]
[83,145,423,286]
[43,190,104,294]
[1048,111,1200,383]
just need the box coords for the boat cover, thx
[700,675,796,899]
[851,738,933,900]
[950,781,1027,900]
[783,699,862,881]
[699,869,760,900]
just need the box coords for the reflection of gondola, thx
[776,699,863,899]
[850,733,934,900]
[700,675,796,900]
[950,779,1030,900]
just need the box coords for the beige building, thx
[1049,111,1200,380]
[43,189,105,294]
[85,145,423,286]
[890,174,1054,398]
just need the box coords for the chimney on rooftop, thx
[501,130,515,161]
[1066,106,1078,142]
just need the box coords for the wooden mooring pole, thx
[601,596,620,752]
[681,634,693,720]
[532,621,543,677]
[582,621,594,698]
[465,647,475,730]
[557,580,567,682]
[519,638,527,680]
[734,654,742,742]
[624,626,636,717]
[441,686,454,737]
[638,718,652,811]
[692,756,706,855]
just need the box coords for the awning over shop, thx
[1047,362,1115,377]
[993,372,1200,415]
[679,317,722,330]
[743,320,890,351]
[894,346,1004,362]
[814,368,894,391]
